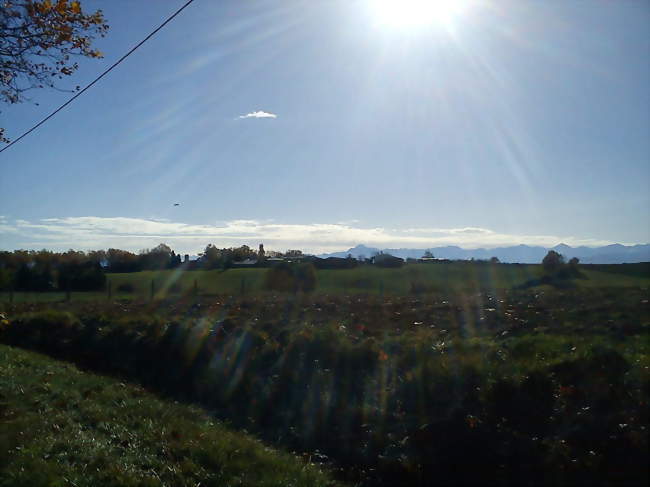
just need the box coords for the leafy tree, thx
[86,249,106,265]
[1,0,108,142]
[542,250,564,274]
[568,257,579,267]
[199,244,257,269]
[106,248,139,273]
[422,250,434,259]
[490,256,500,264]
[200,244,222,269]
[139,243,173,270]
[230,245,255,262]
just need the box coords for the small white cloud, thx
[238,110,277,119]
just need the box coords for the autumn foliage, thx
[1,0,108,141]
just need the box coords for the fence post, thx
[66,288,71,302]
[9,286,13,304]
[240,277,246,296]
[107,280,112,300]
[151,279,155,301]
[380,281,384,297]
[193,279,198,297]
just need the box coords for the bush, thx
[2,310,83,352]
[264,263,294,293]
[265,263,316,293]
[294,263,316,293]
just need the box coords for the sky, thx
[1,0,648,254]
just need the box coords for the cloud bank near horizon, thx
[0,216,630,254]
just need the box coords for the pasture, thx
[2,262,648,303]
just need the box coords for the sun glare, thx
[371,0,471,30]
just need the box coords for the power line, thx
[0,0,197,155]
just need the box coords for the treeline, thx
[0,244,185,291]
[0,244,310,292]
[0,249,105,292]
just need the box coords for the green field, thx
[2,262,648,303]
[0,344,338,487]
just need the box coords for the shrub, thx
[294,263,317,293]
[2,310,82,352]
[264,263,295,293]
[264,263,317,293]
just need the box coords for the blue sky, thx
[1,0,648,253]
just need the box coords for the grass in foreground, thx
[0,344,339,487]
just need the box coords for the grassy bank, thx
[0,344,339,487]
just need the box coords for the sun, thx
[370,0,471,30]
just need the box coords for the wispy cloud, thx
[0,216,624,254]
[238,110,277,119]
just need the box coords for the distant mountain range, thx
[318,243,650,264]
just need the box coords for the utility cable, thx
[0,0,196,154]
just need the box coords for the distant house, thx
[233,258,258,266]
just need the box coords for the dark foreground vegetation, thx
[2,286,648,486]
[0,344,337,487]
